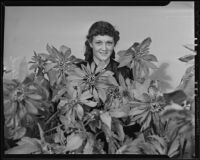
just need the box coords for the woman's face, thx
[89,35,115,62]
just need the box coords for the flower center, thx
[85,74,96,87]
[107,87,121,99]
[150,102,162,113]
[70,100,78,107]
[13,88,25,101]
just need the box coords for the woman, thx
[76,21,140,150]
[76,21,133,82]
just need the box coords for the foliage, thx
[117,37,158,83]
[3,41,195,158]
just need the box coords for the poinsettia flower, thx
[104,85,130,118]
[45,44,82,85]
[3,79,46,139]
[57,86,97,122]
[67,62,118,103]
[117,37,158,82]
[128,79,166,131]
[29,51,48,73]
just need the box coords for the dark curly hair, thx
[84,21,120,62]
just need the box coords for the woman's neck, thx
[93,56,110,67]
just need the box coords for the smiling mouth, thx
[100,52,108,55]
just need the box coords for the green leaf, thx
[92,88,99,101]
[100,112,112,130]
[38,53,49,60]
[80,90,93,101]
[4,101,17,115]
[113,121,125,142]
[44,63,57,72]
[139,37,152,51]
[110,109,127,118]
[118,73,126,88]
[74,67,86,77]
[142,93,151,102]
[129,107,147,116]
[97,88,107,103]
[52,45,62,59]
[142,63,150,78]
[83,134,94,154]
[46,44,53,55]
[95,81,110,89]
[108,76,119,86]
[142,54,158,62]
[59,45,71,58]
[138,110,149,125]
[149,135,166,149]
[85,63,91,74]
[117,50,131,57]
[13,127,27,140]
[168,137,180,157]
[18,103,27,119]
[25,100,38,115]
[47,70,58,86]
[65,133,84,151]
[183,44,195,53]
[5,140,40,154]
[54,127,65,144]
[91,62,96,73]
[76,104,84,120]
[25,98,43,111]
[118,55,132,68]
[179,54,194,63]
[141,113,152,131]
[143,60,158,69]
[67,75,83,81]
[81,100,97,107]
[133,80,150,101]
[100,70,114,77]
[37,123,45,142]
[29,64,38,71]
[27,94,42,100]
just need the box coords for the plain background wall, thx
[3,2,194,92]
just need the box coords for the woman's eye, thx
[95,41,102,45]
[107,42,113,45]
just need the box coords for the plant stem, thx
[44,124,63,135]
[45,110,59,125]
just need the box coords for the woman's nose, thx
[101,43,106,50]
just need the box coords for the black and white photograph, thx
[2,1,197,158]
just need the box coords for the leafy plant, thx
[4,78,48,140]
[67,62,118,103]
[117,37,158,83]
[3,40,195,158]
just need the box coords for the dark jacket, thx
[76,58,133,83]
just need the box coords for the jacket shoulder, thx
[111,59,134,80]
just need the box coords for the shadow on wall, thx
[150,62,172,92]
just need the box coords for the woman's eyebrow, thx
[106,40,114,43]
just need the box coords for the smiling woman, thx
[73,21,140,150]
[76,21,133,83]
